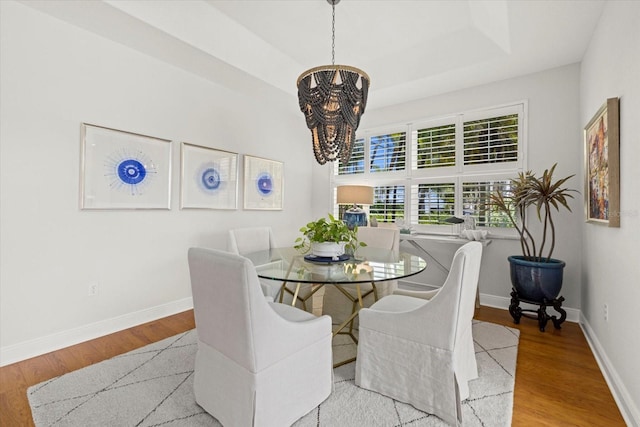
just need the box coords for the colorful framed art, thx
[243,155,283,210]
[80,123,172,210]
[584,97,620,227]
[180,142,238,209]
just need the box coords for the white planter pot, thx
[311,242,346,258]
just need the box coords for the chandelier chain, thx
[331,1,335,65]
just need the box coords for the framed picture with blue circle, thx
[243,155,283,210]
[80,123,172,210]
[180,142,238,210]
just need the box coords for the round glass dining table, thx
[244,246,427,367]
[243,246,427,286]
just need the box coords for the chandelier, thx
[297,0,370,165]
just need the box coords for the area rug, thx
[28,320,519,426]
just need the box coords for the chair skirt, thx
[356,326,462,426]
[194,337,332,427]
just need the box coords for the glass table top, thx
[243,247,427,284]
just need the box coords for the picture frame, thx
[584,97,620,227]
[243,155,283,210]
[180,142,238,210]
[80,123,172,210]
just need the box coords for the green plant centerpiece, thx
[294,214,366,258]
[490,163,577,331]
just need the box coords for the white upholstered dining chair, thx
[355,241,483,426]
[322,226,400,328]
[228,226,314,309]
[227,227,281,301]
[188,247,333,427]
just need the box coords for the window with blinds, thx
[370,132,406,173]
[370,185,405,223]
[462,180,514,227]
[410,183,456,224]
[337,138,365,175]
[463,114,519,166]
[332,102,526,233]
[415,123,456,169]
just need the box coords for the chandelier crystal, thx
[297,0,370,165]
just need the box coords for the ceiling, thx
[21,0,605,111]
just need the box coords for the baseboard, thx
[0,297,194,367]
[580,315,640,427]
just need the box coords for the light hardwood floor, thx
[0,307,626,426]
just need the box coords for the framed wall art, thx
[180,142,238,209]
[584,97,620,227]
[80,123,172,210]
[243,155,283,210]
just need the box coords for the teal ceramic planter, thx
[508,256,565,303]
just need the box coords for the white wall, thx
[314,64,584,314]
[0,2,313,365]
[580,2,640,424]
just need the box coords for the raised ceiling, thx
[21,0,605,111]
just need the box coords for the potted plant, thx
[490,163,577,305]
[294,214,366,258]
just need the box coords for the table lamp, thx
[337,185,374,229]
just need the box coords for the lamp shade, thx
[337,185,373,205]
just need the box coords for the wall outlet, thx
[89,283,99,296]
[603,303,608,322]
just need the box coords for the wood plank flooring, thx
[0,307,626,426]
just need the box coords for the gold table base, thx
[280,279,377,368]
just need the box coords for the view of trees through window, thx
[413,183,455,224]
[333,103,524,230]
[370,185,405,223]
[462,181,514,227]
[370,133,406,172]
[464,114,519,165]
[416,124,456,169]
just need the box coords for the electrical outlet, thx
[603,303,608,322]
[89,283,99,296]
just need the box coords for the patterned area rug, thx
[28,320,519,426]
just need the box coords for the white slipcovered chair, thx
[393,257,480,308]
[227,227,280,301]
[322,226,400,330]
[188,247,333,427]
[355,241,483,426]
[228,227,314,309]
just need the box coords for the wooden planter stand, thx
[509,289,567,332]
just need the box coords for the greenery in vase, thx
[294,214,366,254]
[490,163,577,263]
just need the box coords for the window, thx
[462,180,514,228]
[463,114,519,166]
[370,133,406,173]
[370,185,405,223]
[415,124,456,169]
[410,182,455,225]
[332,102,526,233]
[337,138,365,175]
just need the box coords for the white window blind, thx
[410,182,456,225]
[462,180,514,227]
[337,137,365,175]
[370,185,405,223]
[370,132,406,173]
[414,123,456,169]
[463,114,519,166]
